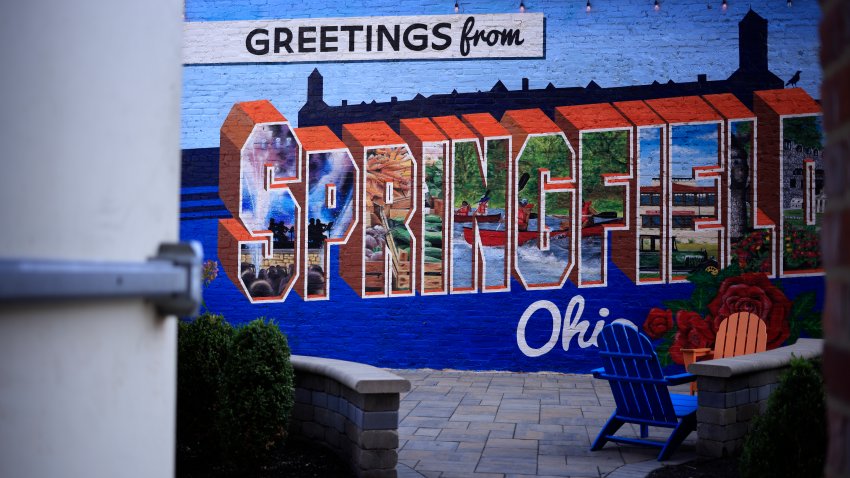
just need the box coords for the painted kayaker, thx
[518,198,534,231]
[581,200,598,227]
[475,192,490,216]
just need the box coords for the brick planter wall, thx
[289,356,411,478]
[688,339,823,457]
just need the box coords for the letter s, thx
[431,23,451,51]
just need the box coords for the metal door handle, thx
[0,242,203,316]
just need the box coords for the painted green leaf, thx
[691,286,718,316]
[802,317,822,338]
[662,299,692,314]
[790,291,817,321]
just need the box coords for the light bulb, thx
[454,1,459,13]
[586,0,591,12]
[722,0,727,11]
[654,0,660,11]
[520,0,525,13]
[787,0,792,6]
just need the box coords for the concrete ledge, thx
[289,355,410,478]
[688,339,823,458]
[292,355,412,394]
[688,339,823,378]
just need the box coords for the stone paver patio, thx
[390,369,697,478]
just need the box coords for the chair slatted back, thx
[713,312,767,360]
[597,323,678,425]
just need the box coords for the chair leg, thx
[640,424,649,438]
[657,414,697,461]
[591,414,625,451]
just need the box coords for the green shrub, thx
[177,315,295,470]
[739,357,826,478]
[219,318,296,463]
[177,313,234,459]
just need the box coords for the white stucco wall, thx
[0,1,183,477]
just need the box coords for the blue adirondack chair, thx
[591,323,698,461]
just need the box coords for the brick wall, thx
[820,1,850,476]
[180,2,828,374]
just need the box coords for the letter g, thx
[246,28,269,55]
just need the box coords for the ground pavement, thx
[390,369,697,478]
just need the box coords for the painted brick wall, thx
[180,0,826,374]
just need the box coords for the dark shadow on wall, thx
[180,147,228,221]
[181,147,219,188]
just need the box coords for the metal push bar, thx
[0,242,203,316]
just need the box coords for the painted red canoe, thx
[463,221,624,246]
[454,213,502,223]
[463,228,539,246]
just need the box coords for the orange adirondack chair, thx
[682,312,767,394]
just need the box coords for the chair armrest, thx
[591,367,605,379]
[665,372,696,385]
[681,348,713,367]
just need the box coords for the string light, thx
[787,0,792,6]
[586,0,591,12]
[454,0,459,13]
[722,0,727,11]
[654,0,660,11]
[520,0,526,13]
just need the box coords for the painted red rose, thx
[707,273,791,349]
[642,308,674,340]
[669,311,716,365]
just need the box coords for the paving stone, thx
[495,409,540,424]
[401,416,455,428]
[412,453,483,473]
[416,470,442,478]
[392,369,675,478]
[513,423,563,440]
[566,453,624,467]
[476,455,537,475]
[454,404,498,415]
[536,454,568,474]
[403,440,460,452]
[485,437,538,449]
[468,422,516,433]
[538,443,578,456]
[441,472,505,478]
[450,413,496,423]
[436,429,490,442]
[456,441,485,453]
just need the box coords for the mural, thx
[182,2,823,372]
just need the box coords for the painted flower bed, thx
[643,265,821,365]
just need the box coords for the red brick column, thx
[820,1,850,477]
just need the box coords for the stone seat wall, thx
[289,355,411,478]
[687,338,823,457]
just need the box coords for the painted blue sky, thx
[671,124,719,179]
[183,0,821,149]
[639,128,662,186]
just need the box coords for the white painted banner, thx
[183,13,544,64]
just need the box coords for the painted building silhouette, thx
[299,9,785,135]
